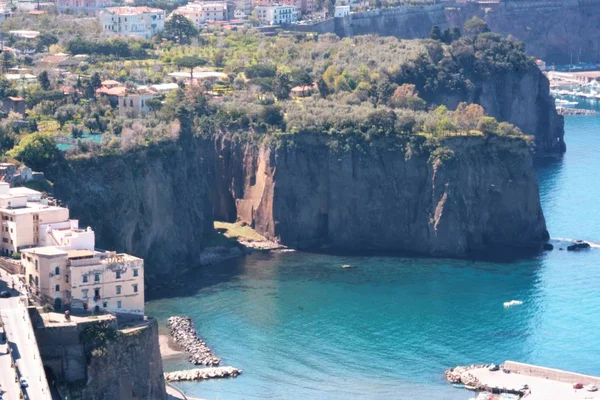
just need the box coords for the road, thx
[0,268,51,400]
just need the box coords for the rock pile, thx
[444,364,487,388]
[556,107,598,116]
[567,240,591,251]
[164,367,242,382]
[167,316,221,366]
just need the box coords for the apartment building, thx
[56,0,111,13]
[99,6,165,39]
[254,4,297,25]
[172,1,229,27]
[22,221,144,318]
[0,182,69,257]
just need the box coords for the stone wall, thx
[504,360,600,385]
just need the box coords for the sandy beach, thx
[159,334,185,359]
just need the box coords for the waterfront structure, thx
[22,220,144,317]
[56,0,111,13]
[172,1,229,27]
[334,4,349,17]
[99,6,165,39]
[0,182,69,257]
[254,4,297,25]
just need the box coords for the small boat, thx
[341,264,353,269]
[453,383,465,388]
[503,300,523,308]
[465,385,478,390]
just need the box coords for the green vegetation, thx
[81,321,119,362]
[0,16,534,166]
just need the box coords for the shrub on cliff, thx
[7,133,60,171]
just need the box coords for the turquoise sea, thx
[147,109,600,399]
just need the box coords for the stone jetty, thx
[167,316,221,366]
[164,367,242,382]
[556,107,598,116]
[445,364,486,387]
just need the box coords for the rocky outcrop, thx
[167,316,220,366]
[48,142,215,278]
[80,319,167,400]
[216,134,549,255]
[164,367,242,382]
[437,70,565,154]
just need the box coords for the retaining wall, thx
[504,360,600,385]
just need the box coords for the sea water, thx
[146,113,600,399]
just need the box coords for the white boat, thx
[555,99,578,106]
[503,300,523,308]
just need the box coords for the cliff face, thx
[81,319,167,400]
[437,70,565,154]
[48,142,215,277]
[216,135,548,255]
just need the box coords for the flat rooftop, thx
[0,203,65,214]
[22,246,68,257]
[67,249,95,259]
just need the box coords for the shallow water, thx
[147,113,600,399]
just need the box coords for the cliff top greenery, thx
[0,15,535,166]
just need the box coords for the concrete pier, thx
[448,361,600,400]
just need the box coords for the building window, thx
[65,275,69,283]
[133,269,138,277]
[55,284,60,292]
[116,285,121,295]
[2,238,7,243]
[35,276,39,286]
[133,284,138,293]
[117,301,122,309]
[123,99,126,106]
[83,275,88,283]
[35,260,38,271]
[103,301,108,308]
[55,266,60,275]
[82,289,89,298]
[130,99,133,107]
[94,274,100,282]
[94,288,100,298]
[116,270,121,279]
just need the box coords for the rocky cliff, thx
[436,70,565,154]
[48,142,215,278]
[216,134,548,255]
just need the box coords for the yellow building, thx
[22,246,144,317]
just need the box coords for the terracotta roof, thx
[28,10,45,14]
[101,79,121,86]
[40,55,69,64]
[96,86,127,96]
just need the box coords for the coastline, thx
[159,334,186,360]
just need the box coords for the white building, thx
[0,182,70,257]
[99,6,165,39]
[334,4,349,17]
[172,1,228,27]
[253,4,296,25]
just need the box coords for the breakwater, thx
[557,107,599,116]
[164,367,242,382]
[167,316,221,366]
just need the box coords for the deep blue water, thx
[147,113,600,399]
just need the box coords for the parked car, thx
[573,382,584,389]
[488,363,499,371]
[20,378,28,388]
[586,384,598,392]
[0,291,10,298]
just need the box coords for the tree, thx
[273,72,292,100]
[145,97,163,115]
[429,25,442,41]
[38,71,51,91]
[7,133,59,171]
[477,116,499,135]
[450,27,462,41]
[260,105,283,127]
[90,72,102,90]
[36,33,58,53]
[317,77,329,98]
[164,14,199,45]
[464,17,490,36]
[2,51,14,73]
[212,50,225,68]
[454,102,484,131]
[177,56,208,81]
